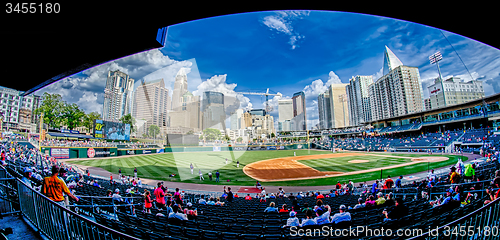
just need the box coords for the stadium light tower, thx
[429,51,446,106]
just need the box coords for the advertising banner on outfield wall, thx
[51,148,69,159]
[94,148,111,158]
[143,150,152,154]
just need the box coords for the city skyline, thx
[32,10,500,130]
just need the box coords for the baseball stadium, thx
[2,8,500,240]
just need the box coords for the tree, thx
[119,113,136,133]
[202,128,222,141]
[148,125,160,138]
[236,137,243,142]
[60,103,85,130]
[33,92,65,129]
[83,112,101,133]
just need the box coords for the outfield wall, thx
[40,143,310,159]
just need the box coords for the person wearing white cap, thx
[330,205,351,224]
[283,211,300,227]
[112,188,124,202]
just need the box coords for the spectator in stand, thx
[365,195,376,207]
[450,166,461,185]
[283,211,300,227]
[224,186,233,202]
[300,209,316,227]
[198,196,207,205]
[335,181,342,191]
[215,197,224,206]
[21,167,33,188]
[382,198,408,222]
[291,199,300,212]
[173,188,182,205]
[328,190,336,198]
[279,204,289,213]
[463,163,475,183]
[42,165,79,206]
[144,190,153,214]
[207,197,216,205]
[371,180,379,195]
[353,198,365,209]
[385,192,395,206]
[244,194,252,200]
[154,183,166,209]
[330,205,351,224]
[184,202,198,220]
[316,191,325,199]
[288,192,295,201]
[314,205,331,225]
[375,192,386,205]
[430,188,454,207]
[112,188,124,202]
[168,204,188,221]
[395,175,403,189]
[428,169,437,182]
[264,202,278,212]
[384,175,394,189]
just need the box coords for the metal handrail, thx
[2,165,141,240]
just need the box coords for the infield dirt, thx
[243,152,448,182]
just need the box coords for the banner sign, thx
[143,150,152,154]
[94,148,111,158]
[213,146,221,152]
[267,146,277,150]
[51,148,69,159]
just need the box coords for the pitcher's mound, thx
[348,160,370,163]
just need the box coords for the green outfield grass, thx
[69,150,463,186]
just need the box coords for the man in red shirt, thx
[244,194,252,200]
[154,182,165,209]
[384,176,394,189]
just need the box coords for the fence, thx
[1,166,140,240]
[408,197,500,240]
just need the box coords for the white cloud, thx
[193,74,252,112]
[261,11,309,49]
[35,49,193,114]
[303,71,343,98]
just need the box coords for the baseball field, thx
[68,149,463,186]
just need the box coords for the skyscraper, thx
[171,68,188,111]
[278,99,293,131]
[369,65,424,121]
[383,46,403,76]
[327,84,350,128]
[317,91,331,129]
[202,91,225,130]
[103,70,134,122]
[133,78,169,132]
[346,75,373,126]
[291,91,306,131]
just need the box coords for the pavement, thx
[62,152,482,195]
[0,215,42,240]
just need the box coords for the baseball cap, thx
[23,167,32,173]
[290,211,296,217]
[115,188,120,193]
[187,202,192,207]
[339,205,346,210]
[447,188,454,194]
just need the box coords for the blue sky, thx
[35,10,500,129]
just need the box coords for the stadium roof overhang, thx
[47,132,95,139]
[3,5,499,96]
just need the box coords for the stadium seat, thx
[220,231,240,240]
[201,229,220,240]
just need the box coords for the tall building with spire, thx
[171,68,188,111]
[103,70,134,122]
[369,47,424,121]
[383,45,404,75]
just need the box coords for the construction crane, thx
[235,88,282,113]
